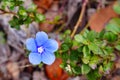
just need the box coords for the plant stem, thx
[19,64,32,69]
[70,0,88,38]
[0,8,16,15]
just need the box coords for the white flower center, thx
[38,46,44,53]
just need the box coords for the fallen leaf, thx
[112,76,120,80]
[89,2,118,32]
[6,62,20,80]
[39,20,54,32]
[60,71,69,80]
[39,3,59,32]
[45,58,63,80]
[115,59,120,69]
[33,0,53,13]
[33,71,47,80]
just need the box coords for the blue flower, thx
[26,31,58,65]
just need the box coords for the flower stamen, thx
[38,46,44,53]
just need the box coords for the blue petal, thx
[26,38,37,52]
[43,39,58,53]
[29,52,41,65]
[36,31,48,46]
[41,51,55,65]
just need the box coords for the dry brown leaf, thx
[33,71,47,80]
[115,59,120,69]
[6,62,20,80]
[45,58,63,80]
[89,3,118,32]
[39,21,54,32]
[39,3,59,32]
[33,0,54,13]
[112,76,120,80]
[0,71,3,79]
[34,0,60,32]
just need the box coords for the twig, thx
[70,0,88,38]
[0,8,16,15]
[19,64,32,69]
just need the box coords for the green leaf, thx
[54,15,61,21]
[87,69,101,80]
[72,66,81,74]
[88,43,103,55]
[99,65,104,74]
[61,52,69,61]
[19,9,27,16]
[55,51,60,58]
[64,30,71,35]
[82,46,91,63]
[115,45,120,51]
[9,16,20,29]
[72,39,79,47]
[102,46,113,56]
[103,61,113,73]
[81,64,91,74]
[83,29,89,38]
[105,19,120,34]
[70,50,79,61]
[89,56,101,69]
[15,0,24,6]
[60,63,67,69]
[61,43,69,52]
[113,2,120,14]
[102,49,109,56]
[88,43,98,51]
[83,46,90,57]
[35,13,45,22]
[74,34,84,43]
[87,31,96,41]
[27,3,37,12]
[38,63,43,68]
[112,18,120,25]
[24,17,32,24]
[109,53,116,61]
[74,34,88,44]
[82,57,90,64]
[9,5,15,10]
[77,46,83,52]
[64,36,72,44]
[98,30,105,39]
[103,32,117,42]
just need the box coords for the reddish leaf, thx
[39,3,59,32]
[33,0,53,13]
[60,71,69,80]
[39,21,54,32]
[89,3,118,32]
[45,58,62,80]
[45,58,69,80]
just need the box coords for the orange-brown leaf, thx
[33,0,53,13]
[45,58,63,80]
[89,3,118,32]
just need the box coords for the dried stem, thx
[0,8,16,15]
[70,0,88,38]
[19,64,32,69]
